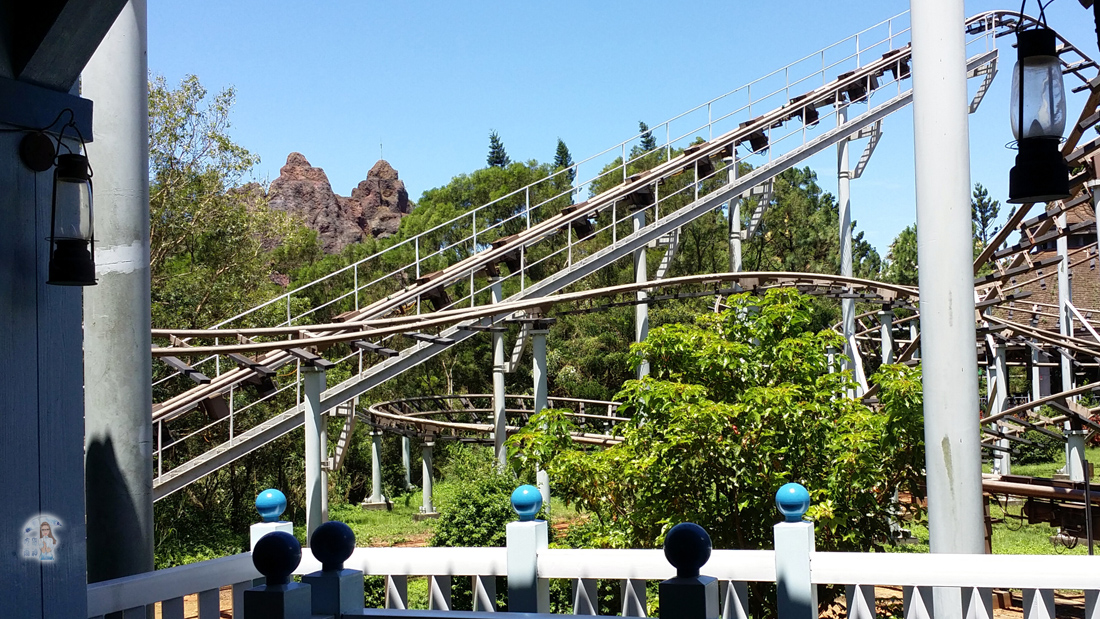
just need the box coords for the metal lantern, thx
[48,153,96,286]
[1008,27,1070,204]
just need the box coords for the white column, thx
[532,326,551,508]
[1031,344,1042,401]
[880,309,895,365]
[838,104,856,375]
[492,278,507,469]
[1058,212,1074,393]
[910,0,986,589]
[421,440,436,513]
[402,436,413,490]
[992,342,1010,475]
[633,209,650,378]
[368,430,385,504]
[81,0,154,582]
[303,367,326,539]
[728,155,742,272]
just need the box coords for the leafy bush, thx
[1013,429,1065,465]
[508,289,925,617]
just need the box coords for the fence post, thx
[301,521,364,617]
[244,531,312,619]
[774,483,816,619]
[659,523,719,619]
[250,489,293,550]
[506,485,549,612]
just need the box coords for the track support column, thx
[880,309,895,365]
[910,0,986,607]
[418,439,439,518]
[492,277,507,469]
[727,154,742,273]
[838,104,856,380]
[361,429,388,510]
[402,436,413,490]
[303,366,327,539]
[532,320,552,510]
[633,207,650,378]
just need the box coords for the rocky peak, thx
[267,153,413,253]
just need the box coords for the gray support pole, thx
[728,155,742,273]
[369,430,385,504]
[421,440,435,514]
[402,436,413,490]
[1068,429,1087,483]
[81,0,153,583]
[993,342,1010,475]
[880,309,895,365]
[838,104,856,376]
[532,326,551,508]
[492,278,507,469]
[633,209,650,378]
[320,416,329,523]
[1058,212,1074,394]
[303,367,326,540]
[1031,345,1042,402]
[910,0,986,589]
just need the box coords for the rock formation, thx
[267,153,413,253]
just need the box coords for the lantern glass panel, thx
[1010,53,1066,140]
[53,177,91,240]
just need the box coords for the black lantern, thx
[48,153,96,286]
[1008,27,1070,204]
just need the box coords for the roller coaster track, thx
[149,10,1100,500]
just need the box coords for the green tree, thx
[148,74,321,329]
[487,130,510,168]
[972,183,1001,249]
[885,224,918,286]
[508,290,925,577]
[638,121,657,153]
[554,138,575,183]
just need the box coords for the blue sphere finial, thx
[776,483,810,522]
[663,522,712,578]
[511,485,543,521]
[309,521,356,572]
[251,531,301,586]
[256,489,287,523]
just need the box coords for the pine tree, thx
[639,121,657,152]
[971,183,1001,248]
[487,131,510,168]
[554,138,575,182]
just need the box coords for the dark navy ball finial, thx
[310,521,356,572]
[511,485,543,521]
[252,531,301,586]
[776,483,810,522]
[256,489,287,523]
[663,522,712,578]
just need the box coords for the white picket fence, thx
[88,531,1100,619]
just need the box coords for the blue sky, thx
[148,0,1100,255]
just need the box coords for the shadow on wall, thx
[86,436,150,583]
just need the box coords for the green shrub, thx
[1013,430,1064,465]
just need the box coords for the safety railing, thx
[89,483,1100,619]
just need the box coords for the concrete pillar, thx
[303,367,326,539]
[986,340,1010,476]
[727,155,742,272]
[1031,345,1042,402]
[1068,430,1088,483]
[633,209,650,378]
[910,0,986,589]
[910,321,920,361]
[81,0,154,582]
[1058,212,1074,394]
[880,309,894,365]
[362,430,387,509]
[402,436,413,490]
[838,104,856,378]
[532,326,551,509]
[492,278,507,469]
[421,440,436,514]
